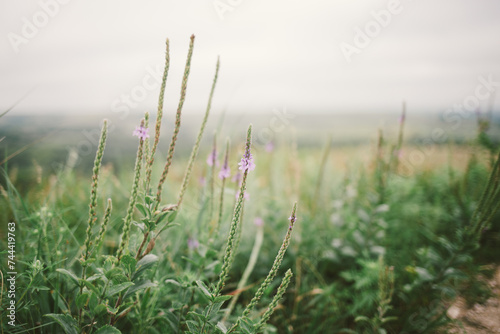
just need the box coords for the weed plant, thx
[1,37,500,334]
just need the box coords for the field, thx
[1,55,500,333]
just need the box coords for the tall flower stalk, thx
[214,125,254,296]
[81,120,108,276]
[177,56,220,208]
[116,120,146,262]
[145,39,170,192]
[156,35,194,207]
[214,138,230,238]
[228,202,297,333]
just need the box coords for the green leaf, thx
[145,195,154,206]
[120,255,137,275]
[104,267,123,280]
[76,293,89,309]
[185,320,200,333]
[195,280,213,300]
[187,311,207,323]
[355,316,370,323]
[132,254,158,280]
[164,279,181,286]
[124,279,157,299]
[217,322,228,333]
[107,282,135,298]
[415,267,434,282]
[94,324,122,334]
[135,202,149,217]
[239,318,255,334]
[168,210,178,223]
[132,221,145,233]
[206,302,225,319]
[82,280,101,295]
[163,310,179,332]
[56,269,79,286]
[213,295,232,303]
[44,314,79,334]
[94,304,108,316]
[381,316,398,323]
[89,292,98,311]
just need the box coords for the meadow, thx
[1,37,500,334]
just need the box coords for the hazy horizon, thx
[1,1,500,118]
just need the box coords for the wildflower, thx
[133,126,149,140]
[398,113,405,124]
[238,152,255,171]
[207,148,218,166]
[187,237,199,250]
[254,217,264,227]
[288,213,297,229]
[219,143,230,179]
[219,165,230,180]
[235,190,250,200]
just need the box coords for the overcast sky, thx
[1,0,500,117]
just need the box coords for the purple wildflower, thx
[254,217,264,227]
[219,149,230,179]
[219,166,230,180]
[235,190,250,200]
[398,113,406,125]
[206,148,218,167]
[288,214,297,229]
[187,237,199,250]
[133,126,149,140]
[238,152,255,172]
[265,142,274,153]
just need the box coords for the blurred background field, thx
[1,108,499,333]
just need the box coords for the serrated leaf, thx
[89,292,98,311]
[206,301,224,319]
[195,280,213,300]
[76,293,89,309]
[124,280,157,299]
[107,282,134,297]
[94,304,108,316]
[132,254,158,280]
[94,324,122,334]
[186,320,200,333]
[44,314,78,334]
[105,267,124,280]
[120,255,137,271]
[56,269,79,286]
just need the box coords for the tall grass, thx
[1,38,499,334]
